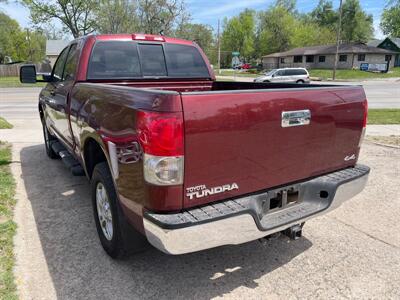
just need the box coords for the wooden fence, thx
[0,63,44,77]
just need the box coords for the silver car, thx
[254,68,310,84]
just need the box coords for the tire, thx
[296,80,304,84]
[91,162,148,258]
[263,80,270,83]
[42,120,58,159]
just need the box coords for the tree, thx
[257,6,296,54]
[175,23,214,59]
[340,0,373,43]
[0,12,45,63]
[310,0,337,29]
[21,0,96,38]
[380,1,400,36]
[221,9,256,63]
[136,0,188,35]
[94,0,138,34]
[274,0,297,13]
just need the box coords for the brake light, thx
[132,34,165,42]
[137,111,183,156]
[137,111,184,186]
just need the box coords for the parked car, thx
[240,63,253,69]
[254,68,310,83]
[20,34,369,259]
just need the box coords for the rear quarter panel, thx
[69,83,184,229]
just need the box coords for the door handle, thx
[281,110,311,127]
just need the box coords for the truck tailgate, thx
[181,86,367,209]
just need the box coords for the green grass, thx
[215,70,260,78]
[309,67,400,80]
[0,142,17,300]
[0,118,13,129]
[368,109,400,125]
[0,76,46,88]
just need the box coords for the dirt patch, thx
[366,135,400,147]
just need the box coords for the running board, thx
[51,142,85,176]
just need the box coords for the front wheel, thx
[42,120,58,159]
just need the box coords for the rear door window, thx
[52,47,69,81]
[63,44,79,81]
[284,70,294,76]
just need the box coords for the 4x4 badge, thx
[344,154,356,161]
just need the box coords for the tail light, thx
[137,111,184,186]
[359,100,368,147]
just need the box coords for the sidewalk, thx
[366,125,400,136]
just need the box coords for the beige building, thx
[262,43,398,70]
[46,40,70,66]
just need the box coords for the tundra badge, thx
[344,154,356,161]
[186,183,239,200]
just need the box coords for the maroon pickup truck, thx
[20,34,370,258]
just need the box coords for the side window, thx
[52,47,69,82]
[63,44,79,81]
[275,70,284,76]
[285,70,294,76]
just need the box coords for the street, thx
[1,79,399,114]
[0,86,399,299]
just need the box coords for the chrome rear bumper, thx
[144,165,369,255]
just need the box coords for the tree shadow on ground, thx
[20,144,312,300]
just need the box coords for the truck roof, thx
[77,33,196,46]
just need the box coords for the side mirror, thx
[20,64,37,83]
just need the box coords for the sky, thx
[0,0,386,39]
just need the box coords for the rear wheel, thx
[42,120,58,159]
[91,162,148,258]
[296,80,304,84]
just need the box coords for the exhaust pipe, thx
[283,224,303,240]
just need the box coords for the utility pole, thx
[332,0,343,81]
[217,19,221,75]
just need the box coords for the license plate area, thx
[262,185,301,215]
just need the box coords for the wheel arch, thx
[82,136,108,179]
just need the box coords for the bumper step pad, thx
[145,165,370,231]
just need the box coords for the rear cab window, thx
[87,41,210,80]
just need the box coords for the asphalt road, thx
[1,80,399,111]
[0,86,400,299]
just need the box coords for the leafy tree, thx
[380,1,400,36]
[21,0,96,38]
[174,23,215,62]
[340,0,373,42]
[257,6,296,54]
[94,0,138,34]
[221,9,256,63]
[274,0,297,13]
[310,0,337,29]
[0,12,45,63]
[136,0,188,35]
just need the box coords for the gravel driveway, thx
[1,88,399,299]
